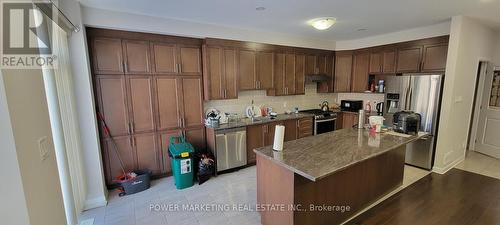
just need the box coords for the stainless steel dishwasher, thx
[215,127,247,172]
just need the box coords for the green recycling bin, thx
[168,136,195,189]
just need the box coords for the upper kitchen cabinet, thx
[295,54,306,95]
[369,48,396,75]
[151,43,202,75]
[395,36,449,74]
[334,51,353,93]
[179,46,202,75]
[421,43,448,72]
[256,51,274,90]
[352,51,370,92]
[180,77,204,128]
[123,40,152,74]
[268,52,300,96]
[238,49,257,90]
[151,43,178,74]
[203,45,238,100]
[316,54,334,93]
[396,45,423,73]
[90,38,124,74]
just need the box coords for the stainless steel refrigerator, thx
[382,74,444,170]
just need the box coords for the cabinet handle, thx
[178,117,182,127]
[421,61,425,71]
[182,118,186,127]
[131,137,135,148]
[131,122,135,133]
[177,63,182,73]
[224,89,227,99]
[127,122,132,134]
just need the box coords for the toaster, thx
[393,111,421,134]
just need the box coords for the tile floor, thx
[455,150,500,179]
[79,165,431,225]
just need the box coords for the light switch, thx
[38,136,50,161]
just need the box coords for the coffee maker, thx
[386,93,399,113]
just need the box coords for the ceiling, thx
[79,0,500,41]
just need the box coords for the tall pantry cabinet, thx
[88,28,205,187]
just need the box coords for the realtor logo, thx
[1,1,57,69]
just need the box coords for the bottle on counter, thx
[365,101,372,113]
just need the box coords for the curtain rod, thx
[33,0,80,33]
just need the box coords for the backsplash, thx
[336,93,385,111]
[204,84,337,117]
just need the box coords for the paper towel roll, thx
[273,125,285,151]
[358,109,365,129]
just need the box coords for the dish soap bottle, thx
[365,101,372,113]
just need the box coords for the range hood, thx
[306,74,331,82]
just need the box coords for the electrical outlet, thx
[38,136,50,161]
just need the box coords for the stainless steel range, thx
[300,109,337,135]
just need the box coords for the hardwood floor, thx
[347,169,500,225]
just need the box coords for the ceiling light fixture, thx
[310,17,336,30]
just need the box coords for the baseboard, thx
[83,196,107,210]
[432,155,465,174]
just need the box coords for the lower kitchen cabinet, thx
[297,117,313,138]
[158,130,182,174]
[184,127,206,151]
[246,124,264,164]
[245,117,313,165]
[342,113,359,129]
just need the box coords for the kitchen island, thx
[254,128,427,225]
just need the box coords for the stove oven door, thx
[315,118,336,135]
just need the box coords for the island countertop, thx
[254,128,427,181]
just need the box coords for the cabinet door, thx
[204,46,224,100]
[284,119,298,141]
[155,77,182,131]
[95,75,130,136]
[180,77,203,128]
[256,51,274,89]
[158,130,182,174]
[223,48,238,99]
[342,113,357,129]
[352,52,370,92]
[179,46,202,75]
[285,53,296,95]
[297,118,313,138]
[123,40,151,74]
[239,49,257,90]
[127,76,155,133]
[422,43,448,72]
[184,127,206,151]
[305,55,317,74]
[151,42,178,74]
[396,46,423,73]
[134,133,161,175]
[246,124,264,164]
[382,49,396,74]
[369,52,382,74]
[91,38,124,74]
[317,54,334,93]
[274,53,286,95]
[102,136,134,185]
[295,54,306,95]
[264,122,280,147]
[335,53,353,92]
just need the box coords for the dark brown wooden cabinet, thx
[91,38,124,74]
[203,46,238,100]
[269,52,305,96]
[382,49,397,73]
[352,51,370,92]
[95,75,130,137]
[297,117,313,138]
[239,49,257,90]
[335,51,353,93]
[316,54,334,93]
[246,124,264,164]
[295,54,306,95]
[127,76,155,134]
[342,113,358,129]
[88,28,205,187]
[422,43,448,72]
[284,119,298,141]
[256,51,274,90]
[123,40,151,74]
[369,51,383,74]
[396,46,423,73]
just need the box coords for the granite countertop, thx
[205,113,314,131]
[254,128,428,182]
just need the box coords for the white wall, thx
[493,32,500,66]
[81,6,336,50]
[433,16,497,173]
[0,73,31,225]
[59,0,108,211]
[1,69,68,225]
[335,21,451,50]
